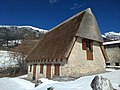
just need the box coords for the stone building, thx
[26,8,108,80]
[103,40,120,66]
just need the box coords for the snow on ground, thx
[0,69,120,90]
[0,50,17,68]
[3,40,21,47]
[0,77,34,90]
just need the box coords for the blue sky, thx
[0,0,120,34]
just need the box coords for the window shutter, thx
[82,38,86,50]
[90,41,93,52]
[87,50,93,60]
[33,64,37,80]
[54,64,60,76]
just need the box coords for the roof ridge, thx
[49,8,92,31]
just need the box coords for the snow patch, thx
[103,31,120,40]
[0,25,48,33]
[0,50,17,68]
[0,70,120,90]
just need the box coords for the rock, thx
[35,80,43,87]
[91,75,114,90]
[47,86,54,90]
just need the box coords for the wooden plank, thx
[33,64,36,80]
[87,50,93,60]
[99,43,109,62]
[40,64,44,74]
[46,64,51,79]
[82,38,86,50]
[54,64,60,76]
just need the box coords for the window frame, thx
[82,38,93,60]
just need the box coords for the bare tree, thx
[11,39,38,74]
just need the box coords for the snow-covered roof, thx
[102,35,106,38]
[103,40,120,45]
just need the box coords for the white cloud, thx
[70,7,76,10]
[73,3,79,6]
[49,0,57,4]
[70,3,85,10]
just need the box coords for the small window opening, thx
[115,63,119,66]
[86,40,93,52]
[106,63,110,66]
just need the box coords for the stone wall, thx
[61,37,106,77]
[105,47,120,65]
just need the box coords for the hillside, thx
[102,32,120,42]
[0,25,48,48]
[0,25,48,40]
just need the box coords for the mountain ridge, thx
[102,31,120,41]
[0,25,48,33]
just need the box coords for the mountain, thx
[0,25,48,35]
[102,32,120,41]
[0,25,48,40]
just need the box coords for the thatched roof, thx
[26,8,104,62]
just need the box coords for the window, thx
[30,65,32,72]
[106,63,110,66]
[86,40,93,52]
[82,38,93,60]
[115,63,119,66]
[118,45,120,48]
[82,38,93,51]
[40,64,44,74]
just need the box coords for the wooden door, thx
[33,64,36,80]
[46,64,51,79]
[54,64,60,76]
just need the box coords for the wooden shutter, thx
[87,50,93,60]
[82,38,86,50]
[33,64,36,80]
[46,64,51,79]
[40,64,44,74]
[54,64,60,76]
[90,41,93,51]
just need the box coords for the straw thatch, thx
[26,8,105,62]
